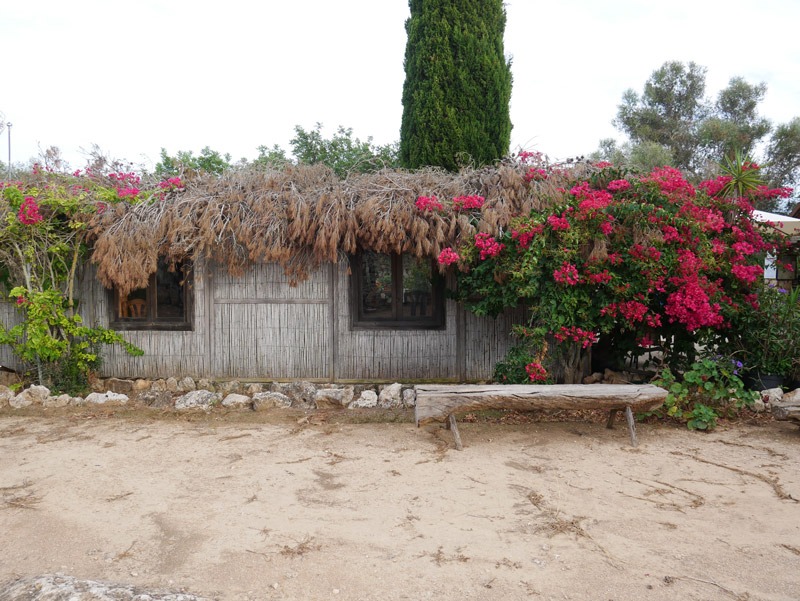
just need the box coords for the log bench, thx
[414,384,668,449]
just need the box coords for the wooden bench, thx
[414,384,668,449]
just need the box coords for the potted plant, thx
[727,285,800,389]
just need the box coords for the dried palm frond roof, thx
[89,161,587,294]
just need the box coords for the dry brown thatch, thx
[89,162,585,295]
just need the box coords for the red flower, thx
[18,197,43,225]
[525,362,548,382]
[437,247,460,266]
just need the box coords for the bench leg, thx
[448,414,464,451]
[606,409,618,429]
[625,406,638,447]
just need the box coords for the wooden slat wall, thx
[82,259,519,382]
[0,300,22,370]
[463,306,527,381]
[334,261,461,381]
[89,263,210,378]
[211,262,330,379]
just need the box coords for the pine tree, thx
[399,0,512,171]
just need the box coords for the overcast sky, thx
[2,0,799,171]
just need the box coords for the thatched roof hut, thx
[89,162,578,296]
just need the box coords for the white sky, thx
[2,0,799,171]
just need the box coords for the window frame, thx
[109,260,194,331]
[349,251,445,330]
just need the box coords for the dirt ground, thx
[0,407,798,601]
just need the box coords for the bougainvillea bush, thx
[0,165,183,392]
[427,161,791,386]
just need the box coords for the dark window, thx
[110,259,193,330]
[351,252,444,329]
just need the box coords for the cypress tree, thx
[399,0,513,171]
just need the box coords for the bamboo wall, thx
[0,300,22,370]
[80,260,521,382]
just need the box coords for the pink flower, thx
[117,187,140,198]
[553,326,598,349]
[547,214,570,231]
[437,247,460,266]
[452,195,485,210]
[18,197,43,225]
[415,195,444,212]
[607,179,631,192]
[159,176,185,190]
[553,262,580,286]
[525,362,548,382]
[523,168,548,183]
[474,232,504,260]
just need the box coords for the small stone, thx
[177,377,196,392]
[197,378,216,392]
[174,390,220,411]
[761,387,783,405]
[252,391,292,411]
[11,385,51,408]
[85,391,129,405]
[246,383,264,395]
[43,394,71,408]
[221,393,252,408]
[105,378,135,394]
[402,388,417,407]
[218,380,242,395]
[0,385,15,408]
[282,381,318,409]
[378,383,403,408]
[349,390,378,409]
[165,377,179,393]
[315,387,353,409]
[138,391,174,408]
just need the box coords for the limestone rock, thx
[43,394,71,408]
[105,378,134,394]
[165,377,180,393]
[280,380,318,409]
[11,385,51,408]
[177,377,196,392]
[0,574,210,600]
[84,391,129,405]
[315,387,353,409]
[133,379,152,391]
[174,390,220,411]
[218,380,242,395]
[378,382,403,408]
[252,391,292,411]
[221,393,252,408]
[197,378,215,392]
[0,385,14,408]
[760,387,783,406]
[246,383,264,395]
[138,391,174,408]
[402,387,417,407]
[349,390,378,409]
[772,388,800,423]
[151,379,168,392]
[583,372,603,384]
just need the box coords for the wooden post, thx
[448,414,463,451]
[625,406,638,447]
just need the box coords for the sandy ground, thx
[0,407,799,601]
